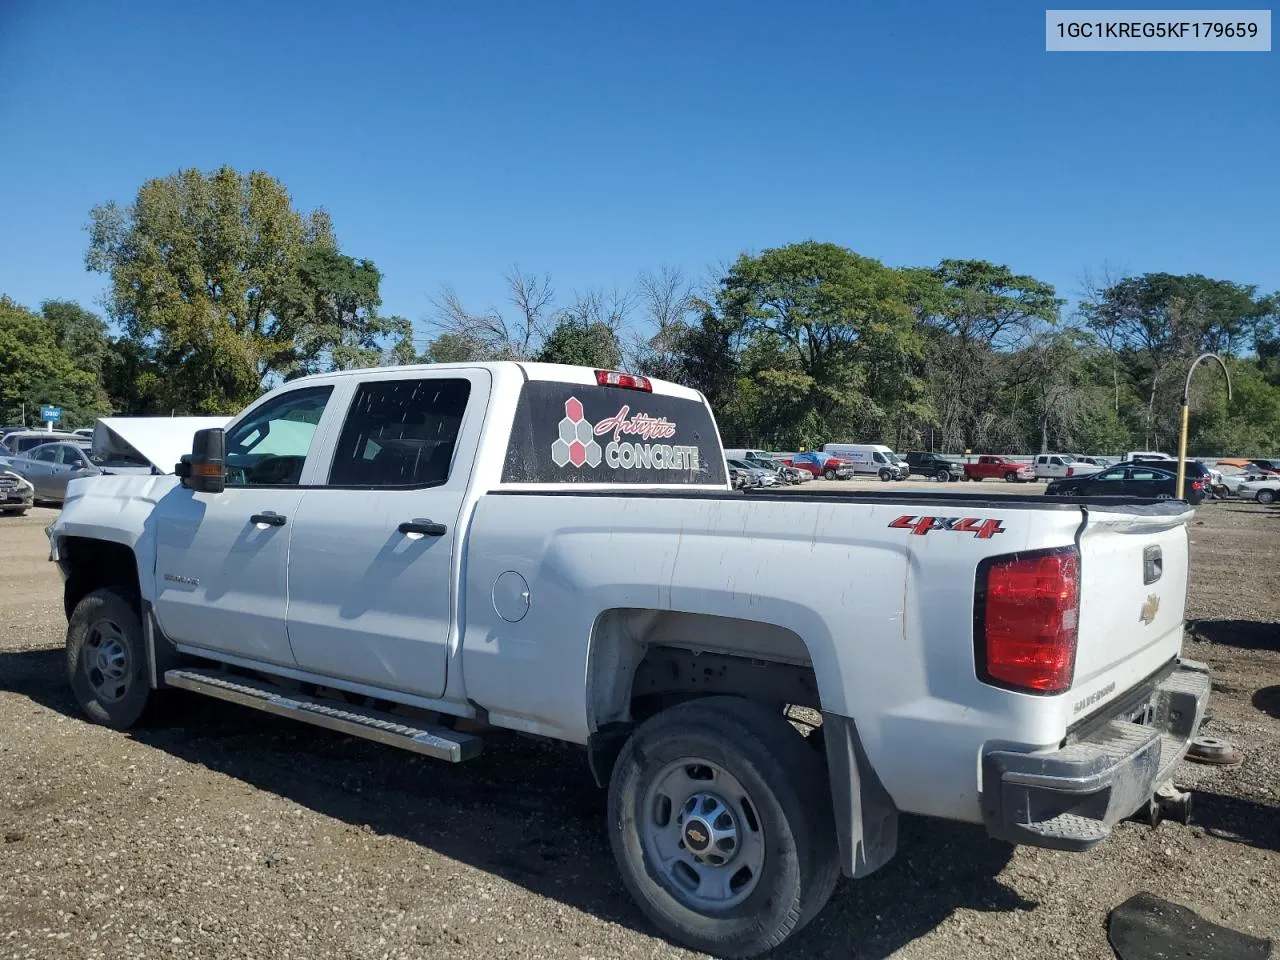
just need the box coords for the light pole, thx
[1176,353,1232,499]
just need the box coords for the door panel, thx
[286,370,489,698]
[152,488,308,664]
[151,385,337,665]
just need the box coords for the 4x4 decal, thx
[889,515,1006,539]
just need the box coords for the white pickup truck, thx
[47,362,1209,958]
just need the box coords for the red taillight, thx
[976,549,1080,695]
[595,369,652,392]
[1065,467,1074,477]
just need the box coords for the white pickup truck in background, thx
[47,362,1209,958]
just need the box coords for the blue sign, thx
[40,405,62,422]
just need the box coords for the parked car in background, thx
[787,451,855,480]
[744,454,808,483]
[1047,462,1204,504]
[819,443,908,481]
[0,469,34,515]
[964,455,1035,483]
[1237,475,1280,504]
[3,441,103,503]
[1072,455,1109,467]
[903,451,963,482]
[72,428,95,439]
[725,458,779,487]
[723,448,775,463]
[1,429,84,455]
[1126,451,1174,462]
[1033,454,1103,480]
[1215,465,1269,497]
[1213,458,1278,474]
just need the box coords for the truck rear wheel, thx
[66,587,151,730]
[608,697,839,958]
[935,468,949,482]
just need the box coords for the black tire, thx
[932,468,947,482]
[877,468,892,482]
[1,508,29,516]
[608,697,840,958]
[66,587,151,730]
[1258,489,1276,505]
[1004,471,1017,483]
[823,468,837,481]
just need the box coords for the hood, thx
[92,417,231,474]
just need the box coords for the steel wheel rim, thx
[641,758,766,912]
[84,619,131,703]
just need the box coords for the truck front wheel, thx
[608,697,839,958]
[66,587,151,730]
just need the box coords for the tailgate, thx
[1070,503,1193,710]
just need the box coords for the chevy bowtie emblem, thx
[1140,594,1160,625]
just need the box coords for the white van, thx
[820,443,909,480]
[1033,453,1104,480]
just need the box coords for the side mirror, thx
[176,428,226,493]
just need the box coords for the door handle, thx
[250,512,287,527]
[398,518,447,537]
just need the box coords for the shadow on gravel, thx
[1,647,1024,958]
[1187,619,1280,651]
[1252,686,1280,719]
[1193,790,1280,854]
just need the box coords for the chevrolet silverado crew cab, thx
[48,362,1209,958]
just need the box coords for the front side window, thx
[224,386,333,487]
[329,378,472,487]
[31,444,60,463]
[873,452,886,464]
[1095,468,1125,482]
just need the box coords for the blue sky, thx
[1,1,1275,344]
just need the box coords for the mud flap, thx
[822,712,899,878]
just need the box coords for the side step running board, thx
[164,668,482,763]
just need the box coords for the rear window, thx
[502,382,727,485]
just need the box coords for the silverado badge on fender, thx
[889,515,1006,539]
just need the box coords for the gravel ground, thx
[2,499,1277,960]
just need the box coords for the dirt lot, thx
[2,499,1278,960]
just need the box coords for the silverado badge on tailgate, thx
[1140,594,1160,625]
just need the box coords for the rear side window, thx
[502,382,727,485]
[329,378,472,487]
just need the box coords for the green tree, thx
[1079,274,1270,447]
[86,165,406,413]
[292,246,414,373]
[536,316,623,368]
[0,296,111,428]
[714,241,922,448]
[912,259,1061,450]
[40,300,110,375]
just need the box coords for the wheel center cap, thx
[683,818,712,853]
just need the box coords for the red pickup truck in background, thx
[964,455,1035,483]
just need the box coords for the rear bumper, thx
[980,659,1210,851]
